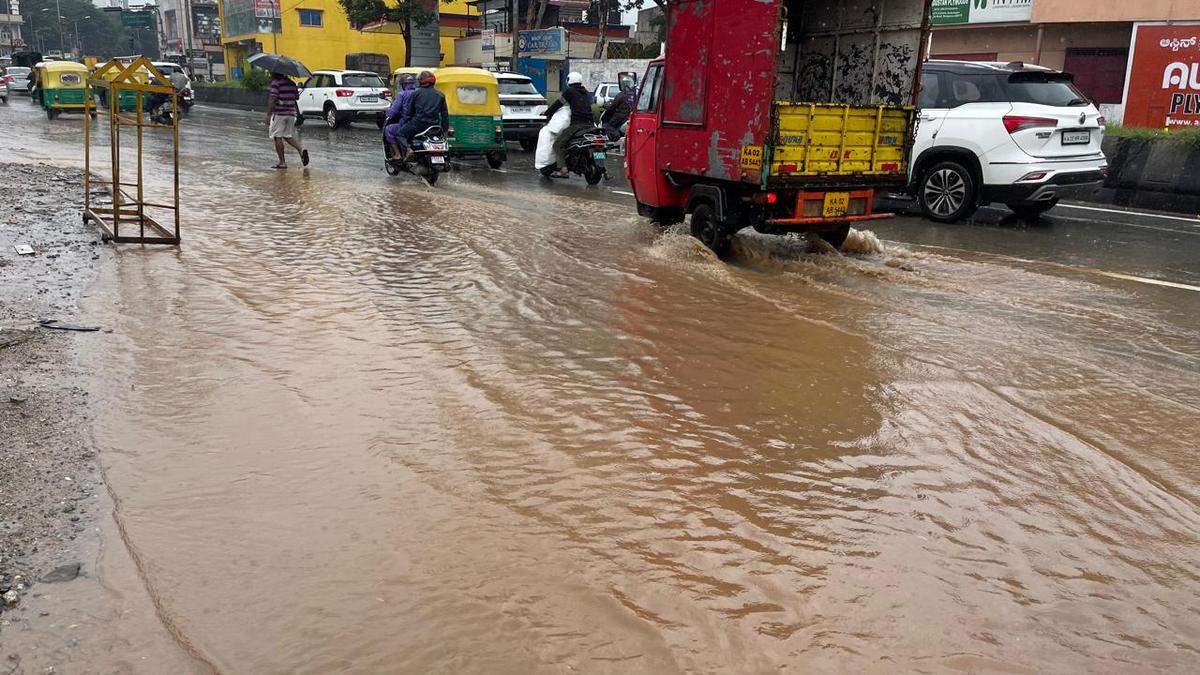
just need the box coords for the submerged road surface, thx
[3,101,1200,673]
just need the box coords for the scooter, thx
[179,87,194,116]
[384,125,450,186]
[539,125,608,185]
[149,97,174,125]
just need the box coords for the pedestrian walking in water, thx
[265,71,309,169]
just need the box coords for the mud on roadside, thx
[0,162,109,643]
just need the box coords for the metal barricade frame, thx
[84,57,181,245]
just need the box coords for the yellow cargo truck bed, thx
[768,103,913,180]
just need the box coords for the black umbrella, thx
[247,53,311,79]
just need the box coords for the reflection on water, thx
[14,104,1200,673]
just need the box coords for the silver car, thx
[4,66,31,94]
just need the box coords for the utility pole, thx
[54,0,62,54]
[510,0,518,72]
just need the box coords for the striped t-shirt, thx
[269,78,299,115]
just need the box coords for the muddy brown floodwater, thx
[4,103,1200,673]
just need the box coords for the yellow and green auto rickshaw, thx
[389,66,425,94]
[37,61,95,119]
[435,67,506,169]
[93,61,149,112]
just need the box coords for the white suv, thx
[495,72,547,151]
[912,60,1108,221]
[298,70,391,130]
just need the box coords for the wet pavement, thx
[2,99,1200,673]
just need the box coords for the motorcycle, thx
[539,125,608,185]
[179,87,194,116]
[149,97,174,125]
[384,125,450,186]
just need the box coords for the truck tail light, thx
[1003,115,1057,134]
[335,89,354,97]
[751,192,778,205]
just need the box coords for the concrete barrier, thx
[1083,136,1200,214]
[194,86,266,111]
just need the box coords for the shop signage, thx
[408,0,441,67]
[931,0,1031,26]
[253,0,280,19]
[518,28,565,57]
[481,29,495,51]
[1122,23,1200,129]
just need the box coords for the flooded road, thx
[3,101,1200,673]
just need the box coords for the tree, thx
[19,0,132,58]
[337,0,448,67]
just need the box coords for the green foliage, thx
[19,0,134,58]
[337,0,440,31]
[241,69,271,92]
[1106,124,1200,147]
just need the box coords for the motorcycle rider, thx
[384,73,418,161]
[538,72,593,178]
[400,71,449,163]
[599,78,635,141]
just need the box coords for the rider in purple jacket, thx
[384,73,418,160]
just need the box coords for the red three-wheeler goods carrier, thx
[626,0,933,254]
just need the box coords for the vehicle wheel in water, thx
[919,160,977,223]
[426,169,439,186]
[375,115,385,130]
[295,114,305,128]
[690,203,731,256]
[519,138,536,152]
[486,152,504,169]
[325,106,341,129]
[46,108,57,120]
[1007,199,1059,220]
[819,223,851,249]
[583,162,604,185]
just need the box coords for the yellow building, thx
[219,0,476,79]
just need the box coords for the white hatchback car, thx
[297,70,391,129]
[912,60,1108,221]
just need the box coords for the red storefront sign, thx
[1123,23,1200,129]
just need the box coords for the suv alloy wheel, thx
[325,105,342,129]
[919,160,978,223]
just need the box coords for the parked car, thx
[495,72,547,152]
[0,71,7,103]
[592,82,621,105]
[912,60,1108,222]
[5,66,31,94]
[297,70,391,130]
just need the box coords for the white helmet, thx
[567,72,583,86]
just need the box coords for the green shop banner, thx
[931,0,1033,26]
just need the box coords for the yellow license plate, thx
[822,192,850,218]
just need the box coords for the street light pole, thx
[54,0,63,54]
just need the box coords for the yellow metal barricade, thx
[84,57,181,245]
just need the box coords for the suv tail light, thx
[1098,116,1107,127]
[335,89,354,97]
[1003,115,1057,134]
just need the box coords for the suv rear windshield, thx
[1004,72,1089,106]
[8,67,30,75]
[499,79,538,95]
[343,74,385,88]
[924,69,1090,108]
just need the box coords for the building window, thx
[298,9,323,27]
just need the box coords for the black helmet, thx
[398,72,417,89]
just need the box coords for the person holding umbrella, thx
[265,71,308,169]
[249,53,312,169]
